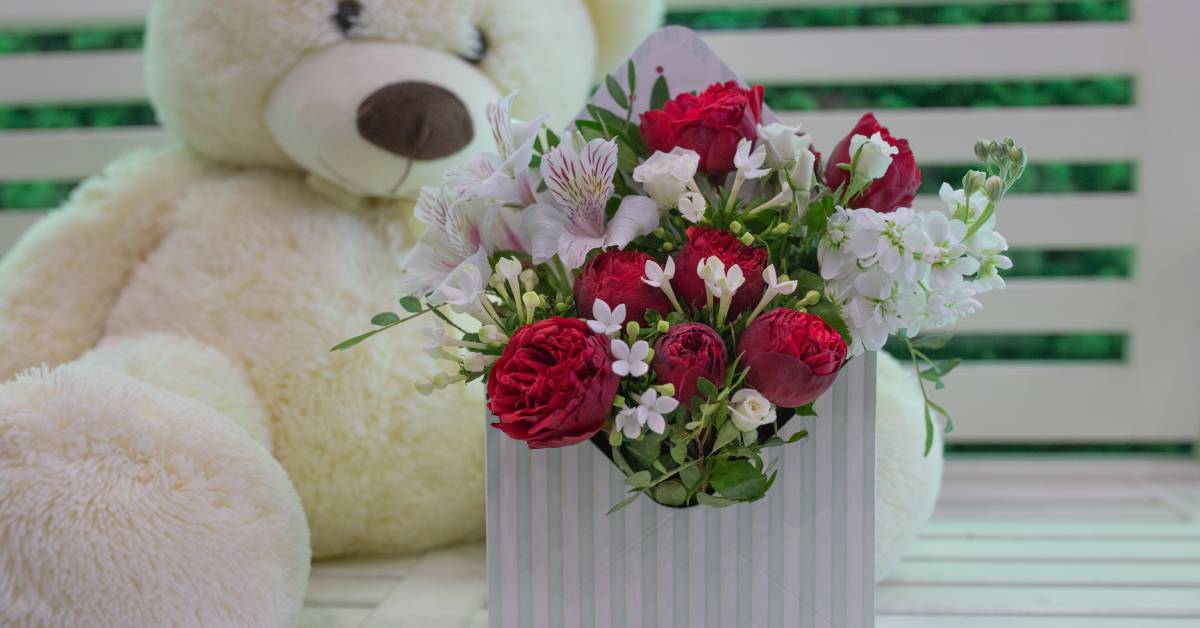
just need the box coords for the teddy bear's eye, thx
[333,1,363,34]
[459,26,489,65]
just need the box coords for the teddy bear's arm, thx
[0,145,218,380]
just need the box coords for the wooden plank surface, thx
[0,0,148,29]
[0,51,147,105]
[0,128,165,181]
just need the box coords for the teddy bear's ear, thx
[584,0,667,81]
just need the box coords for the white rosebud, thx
[728,388,777,432]
[632,148,701,209]
[850,132,899,180]
[756,122,811,168]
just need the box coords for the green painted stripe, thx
[885,333,1127,362]
[764,77,1134,111]
[0,103,155,130]
[1005,248,1133,279]
[0,29,144,54]
[920,162,1136,195]
[667,1,1128,31]
[947,443,1195,455]
[0,181,79,210]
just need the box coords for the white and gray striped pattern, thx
[486,353,876,628]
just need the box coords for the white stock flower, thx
[734,139,771,180]
[642,257,675,288]
[729,389,776,432]
[615,407,642,439]
[632,148,701,209]
[756,122,811,168]
[850,132,899,180]
[678,192,707,223]
[635,389,679,435]
[523,133,659,269]
[610,339,651,378]
[939,183,989,222]
[588,299,627,337]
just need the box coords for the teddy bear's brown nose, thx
[356,81,474,160]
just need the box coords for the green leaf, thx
[612,447,635,476]
[912,332,953,350]
[625,470,652,489]
[653,480,687,506]
[330,329,383,352]
[371,312,401,326]
[616,140,639,173]
[923,405,935,457]
[695,492,736,508]
[626,60,637,98]
[605,75,629,110]
[712,421,741,452]
[790,269,825,293]
[696,377,719,401]
[650,75,670,110]
[625,433,664,468]
[670,442,687,465]
[794,403,817,417]
[710,459,770,501]
[680,465,701,492]
[683,421,702,431]
[607,493,641,515]
[786,429,810,444]
[398,296,422,313]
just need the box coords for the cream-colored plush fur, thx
[0,3,665,611]
[0,364,310,628]
[874,351,945,581]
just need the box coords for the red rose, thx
[737,309,847,408]
[640,81,765,176]
[672,227,768,317]
[574,250,672,324]
[824,113,921,214]
[488,317,619,448]
[652,323,728,406]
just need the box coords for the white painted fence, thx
[0,0,1197,444]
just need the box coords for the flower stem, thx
[661,283,686,316]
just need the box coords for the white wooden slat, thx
[0,212,45,256]
[0,0,148,30]
[905,537,1200,562]
[942,457,1200,480]
[877,584,1200,617]
[939,477,1163,503]
[889,559,1200,587]
[935,364,1200,442]
[704,24,1137,83]
[922,520,1200,540]
[0,128,165,181]
[0,51,146,105]
[914,193,1139,248]
[952,278,1133,333]
[934,500,1187,523]
[786,107,1139,164]
[878,617,1200,628]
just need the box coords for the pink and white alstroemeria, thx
[445,92,545,207]
[523,133,659,269]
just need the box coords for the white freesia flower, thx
[790,147,817,207]
[734,138,770,180]
[729,389,776,432]
[678,191,707,223]
[632,148,701,209]
[635,389,679,435]
[610,339,651,378]
[523,133,659,269]
[419,323,449,352]
[850,132,899,180]
[615,407,642,439]
[588,299,627,337]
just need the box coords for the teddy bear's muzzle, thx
[356,81,474,160]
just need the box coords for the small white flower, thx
[734,139,770,180]
[762,265,798,296]
[495,257,523,283]
[463,352,495,373]
[750,180,793,214]
[615,407,642,439]
[632,148,701,209]
[479,324,508,345]
[697,256,725,286]
[642,257,676,288]
[611,339,651,378]
[419,324,450,352]
[677,192,707,223]
[850,132,899,180]
[635,389,679,435]
[729,389,776,432]
[587,299,627,337]
[718,264,745,295]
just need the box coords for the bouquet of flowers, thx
[336,63,1025,512]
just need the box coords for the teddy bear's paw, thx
[0,363,310,628]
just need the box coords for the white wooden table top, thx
[299,456,1200,627]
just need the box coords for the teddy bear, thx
[0,0,664,625]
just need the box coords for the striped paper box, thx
[486,352,876,628]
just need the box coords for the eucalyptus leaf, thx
[607,493,641,515]
[626,470,652,489]
[605,75,629,110]
[398,297,422,313]
[371,312,401,326]
[654,480,687,507]
[712,421,741,452]
[650,75,670,110]
[695,493,736,508]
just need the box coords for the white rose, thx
[729,388,777,432]
[757,122,812,168]
[850,132,899,180]
[632,148,701,208]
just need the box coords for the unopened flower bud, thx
[488,273,506,290]
[662,242,675,252]
[656,320,671,333]
[415,379,436,395]
[645,348,655,362]
[984,176,1005,201]
[555,301,569,313]
[522,291,541,313]
[1002,136,1015,148]
[539,294,550,309]
[519,269,539,291]
[774,222,791,235]
[626,321,641,338]
[729,221,745,235]
[431,373,453,389]
[463,352,491,373]
[739,232,755,246]
[989,141,1005,159]
[613,396,626,409]
[974,140,992,161]
[653,383,676,397]
[653,227,668,239]
[798,290,821,307]
[479,325,508,345]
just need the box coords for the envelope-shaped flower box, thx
[486,352,875,628]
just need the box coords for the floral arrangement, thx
[336,64,1025,511]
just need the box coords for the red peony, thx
[652,323,728,406]
[574,250,672,324]
[737,309,847,407]
[672,226,768,317]
[824,113,921,214]
[488,317,619,448]
[640,81,765,177]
